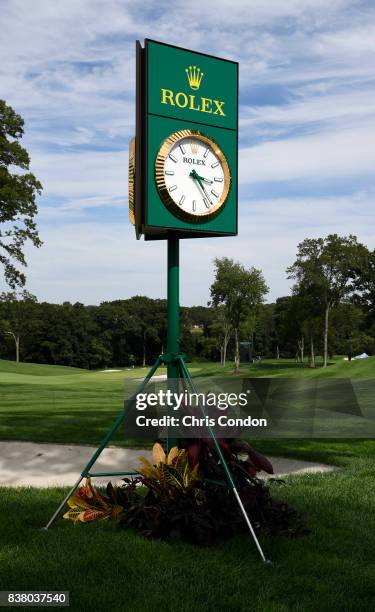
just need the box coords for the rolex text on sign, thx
[160,65,226,117]
[161,89,226,116]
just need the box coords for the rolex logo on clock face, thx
[155,129,231,223]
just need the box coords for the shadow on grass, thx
[253,438,375,466]
[1,464,375,612]
[0,410,147,448]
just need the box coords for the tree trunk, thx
[323,305,330,367]
[309,334,315,368]
[276,345,280,360]
[16,335,20,363]
[297,337,304,363]
[234,328,240,372]
[222,330,229,366]
[220,346,223,366]
[142,332,146,367]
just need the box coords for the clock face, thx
[155,130,231,223]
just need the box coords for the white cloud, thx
[30,149,128,202]
[240,125,375,183]
[241,88,375,137]
[1,0,375,304]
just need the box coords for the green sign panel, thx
[133,39,238,239]
[147,41,237,130]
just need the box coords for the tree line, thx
[1,238,374,370]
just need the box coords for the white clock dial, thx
[155,130,231,223]
[163,137,225,218]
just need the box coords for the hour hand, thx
[196,174,213,184]
[189,169,212,184]
[189,169,204,192]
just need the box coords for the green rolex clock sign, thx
[131,39,238,239]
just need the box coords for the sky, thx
[1,0,375,306]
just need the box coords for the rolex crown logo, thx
[185,65,204,90]
[190,141,199,155]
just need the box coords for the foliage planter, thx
[64,440,308,546]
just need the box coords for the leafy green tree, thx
[209,305,232,365]
[273,296,302,361]
[287,235,368,367]
[95,301,129,366]
[0,290,38,362]
[0,100,42,288]
[239,309,259,361]
[35,302,75,366]
[356,249,375,354]
[185,306,214,335]
[210,258,268,371]
[274,297,294,359]
[299,300,322,368]
[86,337,112,369]
[330,302,371,358]
[251,303,277,359]
[126,296,162,366]
[292,293,322,366]
[274,295,321,365]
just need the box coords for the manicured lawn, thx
[1,446,374,611]
[1,358,374,609]
[0,359,160,446]
[0,356,373,447]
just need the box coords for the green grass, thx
[1,358,375,609]
[0,359,163,446]
[193,355,375,379]
[0,356,374,447]
[0,359,84,376]
[1,449,374,611]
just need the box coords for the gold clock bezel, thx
[128,137,135,225]
[155,129,231,223]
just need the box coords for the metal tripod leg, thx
[42,356,163,530]
[41,475,85,531]
[177,356,270,563]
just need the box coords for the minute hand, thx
[189,170,213,206]
[197,177,212,205]
[195,175,213,206]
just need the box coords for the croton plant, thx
[64,439,308,545]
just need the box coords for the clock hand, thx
[190,169,212,184]
[189,170,213,205]
[197,183,213,207]
[195,175,213,205]
[190,174,205,197]
[201,184,213,205]
[195,173,213,185]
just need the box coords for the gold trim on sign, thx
[154,129,231,223]
[128,137,135,225]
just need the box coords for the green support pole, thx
[166,235,179,450]
[167,234,180,375]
